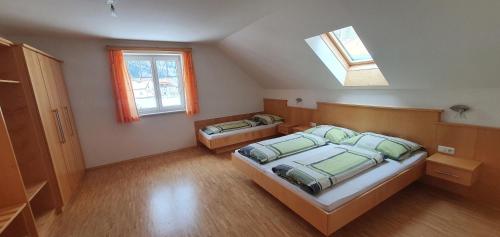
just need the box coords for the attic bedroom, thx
[0,0,499,236]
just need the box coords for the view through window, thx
[124,53,185,115]
[330,26,373,64]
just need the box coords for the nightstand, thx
[277,123,298,135]
[426,153,481,186]
[292,125,312,133]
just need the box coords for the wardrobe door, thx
[37,54,80,202]
[48,59,85,186]
[23,49,73,204]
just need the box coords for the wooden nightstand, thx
[277,123,298,135]
[426,153,481,186]
[292,125,312,133]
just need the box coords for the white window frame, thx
[124,52,185,116]
[327,31,374,66]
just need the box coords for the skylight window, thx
[331,26,373,63]
[305,26,389,87]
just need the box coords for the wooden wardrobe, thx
[0,38,85,236]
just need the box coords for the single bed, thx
[196,118,282,154]
[198,122,281,153]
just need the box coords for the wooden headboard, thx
[263,99,287,119]
[313,102,443,153]
[263,99,314,125]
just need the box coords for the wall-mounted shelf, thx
[26,181,48,202]
[426,153,482,186]
[0,79,21,85]
[0,203,26,234]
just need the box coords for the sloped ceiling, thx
[2,0,499,89]
[219,0,500,89]
[0,0,292,42]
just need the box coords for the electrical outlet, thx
[310,122,317,127]
[438,145,455,155]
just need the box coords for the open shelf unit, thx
[26,181,48,202]
[0,38,60,237]
[0,35,86,237]
[0,204,26,234]
[0,106,37,237]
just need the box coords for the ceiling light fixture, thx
[106,0,117,17]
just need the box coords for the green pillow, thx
[304,125,358,144]
[252,114,283,125]
[341,132,421,160]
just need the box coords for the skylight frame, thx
[326,32,374,66]
[315,32,389,87]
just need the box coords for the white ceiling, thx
[2,0,500,90]
[219,0,500,89]
[0,0,291,42]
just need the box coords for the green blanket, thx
[202,119,259,135]
[341,132,421,160]
[272,145,384,195]
[238,132,328,164]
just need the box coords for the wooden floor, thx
[47,147,500,237]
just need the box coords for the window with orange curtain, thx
[181,51,199,116]
[108,49,140,123]
[108,47,199,119]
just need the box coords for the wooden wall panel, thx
[428,123,500,208]
[474,128,500,205]
[263,99,287,119]
[436,123,477,159]
[314,102,442,153]
[197,98,500,207]
[251,99,500,207]
[287,106,314,126]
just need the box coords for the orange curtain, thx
[108,49,139,123]
[181,51,200,116]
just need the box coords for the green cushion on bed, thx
[341,132,421,160]
[252,114,283,125]
[203,119,259,135]
[304,125,358,144]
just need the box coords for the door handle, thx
[63,106,74,136]
[53,109,66,144]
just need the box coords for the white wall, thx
[6,35,263,168]
[264,89,500,128]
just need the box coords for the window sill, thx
[139,110,186,117]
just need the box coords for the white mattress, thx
[199,122,282,140]
[233,144,427,212]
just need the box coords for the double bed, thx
[230,101,442,236]
[233,144,427,212]
[232,141,427,235]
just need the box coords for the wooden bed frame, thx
[197,126,279,154]
[193,112,274,153]
[194,99,290,153]
[232,154,425,235]
[232,100,442,236]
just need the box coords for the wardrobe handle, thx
[63,106,74,136]
[53,109,66,144]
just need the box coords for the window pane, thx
[155,60,182,107]
[126,60,157,110]
[332,26,373,62]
